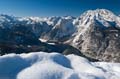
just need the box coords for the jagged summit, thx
[80,9,115,20]
[76,9,120,28]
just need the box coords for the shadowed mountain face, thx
[0,24,41,54]
[0,26,97,61]
[0,24,88,61]
[0,9,120,62]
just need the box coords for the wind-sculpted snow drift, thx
[0,52,120,79]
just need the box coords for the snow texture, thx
[0,52,120,79]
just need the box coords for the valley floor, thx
[0,52,120,79]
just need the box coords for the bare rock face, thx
[102,28,120,62]
[74,23,120,62]
[72,9,120,62]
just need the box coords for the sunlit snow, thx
[0,52,120,79]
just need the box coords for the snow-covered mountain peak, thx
[17,17,43,23]
[80,9,115,20]
[72,9,120,62]
[0,14,15,18]
[86,9,114,15]
[74,9,120,29]
[0,14,17,22]
[73,9,120,48]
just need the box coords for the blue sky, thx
[0,0,119,17]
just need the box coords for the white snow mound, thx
[0,52,120,79]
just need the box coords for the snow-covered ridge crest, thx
[0,9,119,28]
[75,9,120,27]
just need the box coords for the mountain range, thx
[0,9,120,62]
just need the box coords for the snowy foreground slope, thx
[0,52,120,79]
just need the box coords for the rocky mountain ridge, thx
[0,9,120,62]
